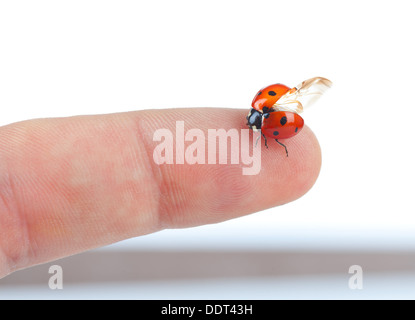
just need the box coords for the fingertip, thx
[235,124,321,214]
[146,109,322,227]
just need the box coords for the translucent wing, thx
[272,77,332,114]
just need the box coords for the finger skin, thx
[0,108,321,277]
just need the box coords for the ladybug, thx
[246,77,332,156]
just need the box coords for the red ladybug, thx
[247,77,332,156]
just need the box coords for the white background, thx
[1,0,415,299]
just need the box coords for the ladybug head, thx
[246,108,262,132]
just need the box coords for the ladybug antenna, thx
[275,139,288,157]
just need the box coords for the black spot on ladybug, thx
[295,127,298,132]
[263,113,270,119]
[273,131,279,136]
[280,116,287,126]
[262,106,269,113]
[268,91,277,96]
[257,91,262,96]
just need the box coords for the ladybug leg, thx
[255,135,261,148]
[275,139,288,157]
[261,132,269,149]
